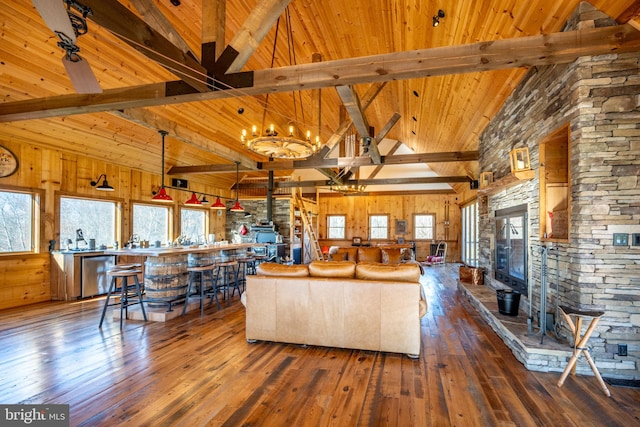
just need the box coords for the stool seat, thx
[112,263,142,270]
[557,305,610,397]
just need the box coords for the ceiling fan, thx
[32,0,102,93]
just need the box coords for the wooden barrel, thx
[188,252,217,268]
[144,255,189,306]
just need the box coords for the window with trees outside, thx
[461,201,479,267]
[0,189,38,254]
[369,214,389,240]
[414,214,435,240]
[133,203,171,245]
[59,196,117,249]
[180,208,206,244]
[327,215,346,239]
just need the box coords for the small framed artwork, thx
[0,145,18,178]
[352,237,362,246]
[395,219,407,235]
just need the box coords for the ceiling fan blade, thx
[32,0,77,43]
[62,54,102,94]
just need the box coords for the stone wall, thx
[478,3,639,379]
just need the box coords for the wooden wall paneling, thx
[0,255,50,309]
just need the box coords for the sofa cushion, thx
[357,247,382,263]
[329,251,348,261]
[335,247,358,262]
[381,248,403,264]
[356,262,420,282]
[256,262,309,277]
[308,261,356,278]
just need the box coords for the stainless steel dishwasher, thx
[81,255,116,298]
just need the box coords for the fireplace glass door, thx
[495,205,527,294]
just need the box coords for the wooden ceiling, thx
[1,0,640,194]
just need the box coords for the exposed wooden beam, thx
[202,0,226,49]
[166,151,478,174]
[112,109,256,170]
[335,85,370,138]
[129,0,194,58]
[226,0,291,73]
[81,0,209,93]
[237,175,471,189]
[618,0,640,30]
[3,24,640,122]
[367,140,403,179]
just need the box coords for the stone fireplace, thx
[476,3,639,380]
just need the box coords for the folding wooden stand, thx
[557,305,610,397]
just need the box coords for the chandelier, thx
[331,183,367,195]
[241,125,321,159]
[239,8,321,160]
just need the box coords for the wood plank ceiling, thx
[1,0,639,194]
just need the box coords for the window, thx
[59,197,117,249]
[461,202,479,267]
[180,208,206,243]
[327,215,346,239]
[133,203,171,244]
[414,214,435,240]
[0,189,38,253]
[369,215,389,240]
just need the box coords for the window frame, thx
[413,213,436,241]
[461,201,479,267]
[368,214,389,241]
[326,214,346,239]
[131,201,173,245]
[0,185,43,255]
[179,206,209,244]
[57,193,121,250]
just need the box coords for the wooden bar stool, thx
[99,268,147,329]
[557,305,610,397]
[182,264,219,316]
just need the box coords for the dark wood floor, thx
[1,264,638,426]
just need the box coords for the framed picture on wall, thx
[395,219,407,235]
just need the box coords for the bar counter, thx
[104,242,262,257]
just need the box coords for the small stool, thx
[182,264,219,316]
[235,256,254,293]
[214,260,239,305]
[557,305,610,397]
[99,268,147,329]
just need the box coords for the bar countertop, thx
[104,242,264,257]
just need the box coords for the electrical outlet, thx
[618,344,628,357]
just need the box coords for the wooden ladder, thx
[293,189,324,261]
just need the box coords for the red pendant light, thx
[211,196,226,210]
[152,130,173,203]
[230,200,244,212]
[184,192,202,205]
[152,186,173,202]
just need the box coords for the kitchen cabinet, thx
[50,251,118,300]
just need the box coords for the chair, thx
[557,305,610,397]
[213,260,240,305]
[425,242,447,266]
[99,267,147,329]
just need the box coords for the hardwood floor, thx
[1,264,638,426]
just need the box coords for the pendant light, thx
[184,192,202,205]
[230,161,244,212]
[152,130,173,202]
[211,196,226,210]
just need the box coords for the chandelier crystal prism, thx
[241,124,321,159]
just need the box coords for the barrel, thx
[144,255,189,306]
[188,252,217,268]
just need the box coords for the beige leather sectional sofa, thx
[242,261,427,358]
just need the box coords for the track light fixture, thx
[433,9,445,27]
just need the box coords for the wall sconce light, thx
[479,172,494,189]
[200,196,209,205]
[510,147,531,172]
[90,174,114,191]
[433,9,445,27]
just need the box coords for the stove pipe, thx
[267,170,274,222]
